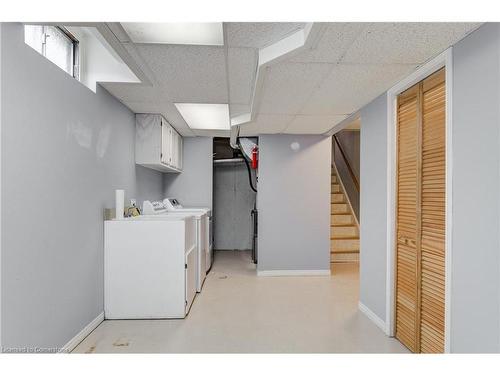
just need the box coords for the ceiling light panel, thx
[122,23,224,46]
[175,103,230,130]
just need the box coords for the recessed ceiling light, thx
[175,103,230,130]
[122,23,224,46]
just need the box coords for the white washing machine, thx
[163,198,213,273]
[104,215,197,319]
[143,200,210,292]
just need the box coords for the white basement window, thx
[24,25,79,79]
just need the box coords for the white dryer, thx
[143,200,209,292]
[163,198,213,274]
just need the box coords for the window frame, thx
[25,24,80,80]
[56,26,80,80]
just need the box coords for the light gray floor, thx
[73,251,408,353]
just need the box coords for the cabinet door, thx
[172,131,179,168]
[161,120,172,165]
[420,69,446,353]
[178,134,183,170]
[395,83,420,353]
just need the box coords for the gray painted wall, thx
[0,23,163,350]
[163,137,213,209]
[359,94,388,321]
[450,23,500,353]
[258,135,331,272]
[358,23,500,352]
[214,163,256,250]
[333,130,360,219]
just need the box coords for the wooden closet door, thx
[395,84,420,352]
[395,68,446,353]
[420,69,446,353]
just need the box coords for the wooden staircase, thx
[331,167,359,262]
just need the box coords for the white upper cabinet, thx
[136,114,183,173]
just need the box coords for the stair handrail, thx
[333,134,360,192]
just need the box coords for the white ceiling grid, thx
[98,22,481,137]
[225,23,306,48]
[135,44,228,103]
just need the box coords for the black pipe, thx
[242,152,257,193]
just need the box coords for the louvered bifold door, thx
[395,84,420,353]
[420,69,446,353]
[395,69,446,353]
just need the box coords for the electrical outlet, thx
[130,198,137,207]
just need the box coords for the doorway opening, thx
[392,68,447,353]
[331,119,361,277]
[212,137,258,269]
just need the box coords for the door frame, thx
[385,49,453,352]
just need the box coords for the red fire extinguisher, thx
[251,145,259,169]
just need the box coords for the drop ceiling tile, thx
[135,44,228,102]
[107,23,131,43]
[258,62,333,115]
[284,115,348,134]
[225,22,306,48]
[290,23,368,63]
[300,63,418,115]
[342,22,481,64]
[229,103,251,117]
[227,47,258,104]
[101,82,171,103]
[254,114,294,134]
[124,100,163,114]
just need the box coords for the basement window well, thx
[24,25,140,93]
[24,25,79,78]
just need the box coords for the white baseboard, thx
[60,312,104,353]
[257,269,331,277]
[358,301,387,334]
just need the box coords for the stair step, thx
[331,214,355,225]
[331,238,360,251]
[331,203,349,214]
[331,193,345,203]
[331,175,338,183]
[331,184,341,193]
[331,225,359,238]
[331,252,359,263]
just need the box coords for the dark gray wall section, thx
[333,130,360,219]
[257,135,331,271]
[163,137,213,209]
[0,23,163,349]
[451,23,500,353]
[214,163,256,250]
[359,94,388,321]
